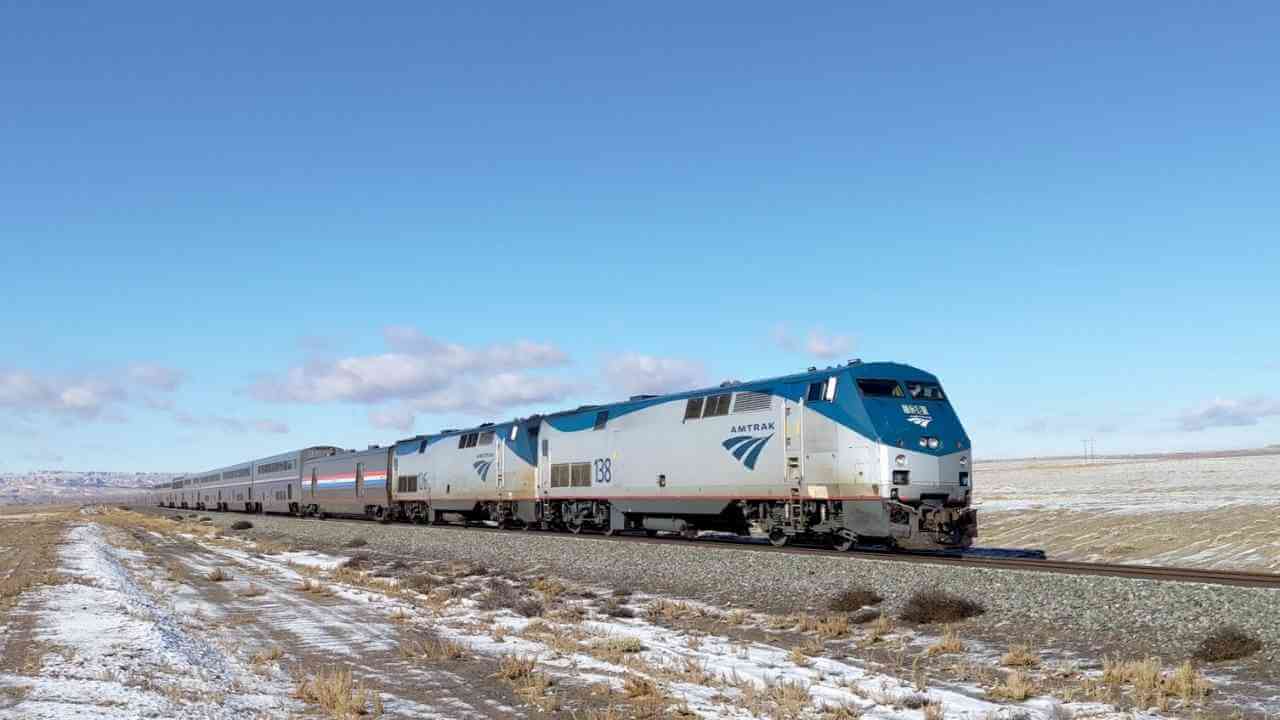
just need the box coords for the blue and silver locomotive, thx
[155,361,975,549]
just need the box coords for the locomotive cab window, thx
[856,379,904,398]
[478,431,494,446]
[593,410,609,430]
[806,378,837,402]
[906,382,946,401]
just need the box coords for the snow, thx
[275,549,349,570]
[1,515,1225,719]
[0,524,299,719]
[974,454,1280,570]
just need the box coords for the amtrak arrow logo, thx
[906,416,933,429]
[722,434,773,470]
[473,460,492,482]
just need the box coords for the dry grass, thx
[1193,625,1262,662]
[251,646,284,666]
[495,655,555,710]
[766,614,798,630]
[206,567,232,582]
[819,702,863,719]
[531,577,565,602]
[922,699,944,720]
[1001,644,1040,668]
[815,614,851,640]
[328,566,403,598]
[254,538,291,555]
[293,667,383,719]
[1099,656,1212,709]
[0,510,71,610]
[400,573,441,593]
[494,654,537,681]
[645,599,700,623]
[589,635,646,664]
[828,588,883,612]
[867,613,895,642]
[767,678,812,719]
[671,657,716,686]
[239,583,267,598]
[602,599,637,618]
[297,578,334,596]
[987,670,1037,701]
[926,625,964,656]
[788,646,814,667]
[400,635,467,662]
[545,605,584,624]
[519,619,585,656]
[477,580,532,613]
[899,589,984,624]
[623,674,660,699]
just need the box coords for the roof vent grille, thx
[732,391,773,414]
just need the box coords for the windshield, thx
[906,382,946,401]
[856,379,904,398]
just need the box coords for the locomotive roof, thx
[392,361,939,445]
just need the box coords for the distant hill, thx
[0,470,182,505]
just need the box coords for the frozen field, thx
[973,452,1280,571]
[2,508,1252,719]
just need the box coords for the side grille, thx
[732,391,773,414]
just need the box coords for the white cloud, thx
[127,364,186,392]
[251,329,574,428]
[602,354,707,397]
[252,419,290,434]
[369,406,417,433]
[369,373,576,433]
[0,369,127,420]
[1175,396,1280,432]
[772,325,855,360]
[172,411,290,435]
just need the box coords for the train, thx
[149,361,976,549]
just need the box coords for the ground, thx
[973,451,1280,572]
[0,507,1261,719]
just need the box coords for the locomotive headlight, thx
[895,454,907,467]
[918,438,928,448]
[927,437,940,450]
[959,455,968,467]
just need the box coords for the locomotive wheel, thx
[768,529,791,547]
[645,529,658,538]
[566,519,584,535]
[831,533,855,552]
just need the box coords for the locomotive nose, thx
[888,448,971,507]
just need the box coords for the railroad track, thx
[145,506,1280,590]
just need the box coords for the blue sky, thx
[2,1,1278,472]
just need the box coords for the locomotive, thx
[155,361,976,549]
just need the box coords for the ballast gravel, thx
[163,509,1280,674]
